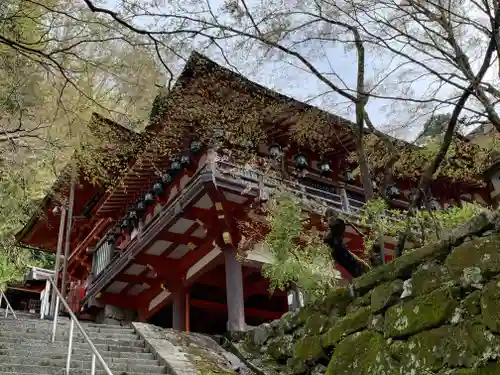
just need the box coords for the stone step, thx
[0,365,164,375]
[0,317,131,331]
[0,334,144,347]
[0,329,139,343]
[0,341,148,354]
[0,348,155,361]
[0,357,166,373]
[0,324,134,338]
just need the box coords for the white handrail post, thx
[52,296,60,343]
[91,353,96,375]
[47,277,114,375]
[0,291,3,309]
[66,318,74,375]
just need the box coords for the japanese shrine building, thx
[15,53,496,334]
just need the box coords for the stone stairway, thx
[0,309,168,375]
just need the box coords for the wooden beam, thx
[190,299,283,321]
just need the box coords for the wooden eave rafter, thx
[15,113,141,250]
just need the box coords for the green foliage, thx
[0,154,57,290]
[360,198,490,253]
[261,192,339,303]
[355,134,499,184]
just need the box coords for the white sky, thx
[101,0,490,141]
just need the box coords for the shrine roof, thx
[15,113,142,251]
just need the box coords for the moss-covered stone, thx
[461,290,482,317]
[304,313,330,335]
[294,335,324,361]
[481,279,500,333]
[400,326,478,371]
[367,314,384,332]
[317,287,352,316]
[267,335,295,361]
[370,279,404,313]
[384,287,457,338]
[437,362,500,374]
[354,241,451,293]
[325,330,396,375]
[296,307,315,326]
[445,234,500,283]
[279,311,300,334]
[321,306,371,348]
[465,322,500,362]
[412,262,453,296]
[388,340,405,361]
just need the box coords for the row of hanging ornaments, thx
[106,140,401,245]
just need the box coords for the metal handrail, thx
[0,290,17,319]
[48,277,113,375]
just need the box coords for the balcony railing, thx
[215,160,401,223]
[85,159,409,300]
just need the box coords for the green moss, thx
[437,362,500,374]
[354,242,450,293]
[400,326,478,371]
[279,311,300,334]
[445,234,500,282]
[465,322,500,360]
[480,279,500,333]
[388,340,405,361]
[384,287,457,338]
[325,330,396,375]
[294,335,324,361]
[370,279,403,313]
[304,312,329,335]
[317,287,352,315]
[267,335,295,361]
[461,290,482,317]
[321,306,371,348]
[412,262,452,296]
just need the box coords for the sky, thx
[100,0,488,142]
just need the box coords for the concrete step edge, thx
[0,360,166,372]
[0,349,155,360]
[0,336,144,346]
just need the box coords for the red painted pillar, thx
[224,249,246,332]
[172,284,189,331]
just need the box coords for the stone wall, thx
[231,211,500,375]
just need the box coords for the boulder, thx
[384,287,457,338]
[325,330,396,375]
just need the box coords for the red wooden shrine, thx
[15,53,495,334]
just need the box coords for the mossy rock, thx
[267,335,295,361]
[325,330,396,375]
[317,287,352,315]
[384,287,457,338]
[388,339,405,361]
[279,311,300,334]
[304,312,330,335]
[465,322,500,361]
[399,325,478,371]
[321,306,371,348]
[412,262,453,296]
[354,242,451,293]
[461,290,482,317]
[437,362,500,374]
[367,314,384,332]
[445,234,500,283]
[371,279,404,313]
[294,335,324,361]
[480,279,500,333]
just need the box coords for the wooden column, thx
[172,285,189,331]
[224,249,246,332]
